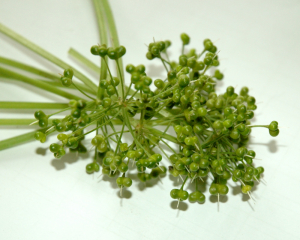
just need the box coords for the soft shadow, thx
[169,174,183,187]
[248,139,286,153]
[209,195,228,203]
[186,177,208,193]
[116,188,132,199]
[102,175,119,189]
[36,147,47,156]
[229,181,259,206]
[170,200,188,211]
[50,151,90,171]
[137,174,166,191]
[230,184,241,196]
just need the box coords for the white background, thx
[0,0,300,239]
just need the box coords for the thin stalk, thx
[0,118,124,126]
[115,122,126,153]
[197,49,206,59]
[100,0,125,96]
[248,125,268,128]
[106,116,120,142]
[41,80,96,95]
[0,128,53,151]
[1,72,96,95]
[160,138,179,156]
[72,83,96,100]
[0,67,81,100]
[124,83,132,99]
[102,58,119,97]
[116,60,125,99]
[79,108,123,137]
[0,102,68,109]
[106,130,129,139]
[93,0,108,100]
[48,107,72,117]
[147,136,169,160]
[145,127,178,144]
[159,57,169,72]
[125,85,139,98]
[123,108,150,156]
[0,118,62,125]
[68,48,100,73]
[0,23,97,93]
[180,176,188,190]
[0,56,60,81]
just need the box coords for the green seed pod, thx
[180,33,190,45]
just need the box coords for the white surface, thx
[0,0,300,239]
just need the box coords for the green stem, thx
[0,23,97,93]
[72,83,96,100]
[116,60,125,99]
[68,48,100,73]
[106,130,129,140]
[100,0,125,96]
[202,134,225,149]
[0,118,63,125]
[0,118,123,126]
[145,127,178,144]
[180,176,188,190]
[102,58,119,97]
[160,138,178,156]
[197,49,206,59]
[124,82,132,99]
[115,122,126,153]
[41,80,96,95]
[0,56,60,81]
[0,102,68,109]
[1,74,97,97]
[0,128,53,151]
[248,125,268,128]
[0,59,95,95]
[93,0,108,100]
[123,108,150,156]
[159,57,169,72]
[80,108,122,137]
[0,67,81,100]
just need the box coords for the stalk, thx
[68,48,100,73]
[100,0,125,97]
[0,119,62,125]
[0,56,60,81]
[0,67,81,100]
[0,118,123,126]
[0,57,95,95]
[0,23,97,93]
[0,102,68,109]
[0,130,45,150]
[93,0,108,100]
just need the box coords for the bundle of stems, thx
[0,0,279,205]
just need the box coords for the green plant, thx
[0,0,279,207]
